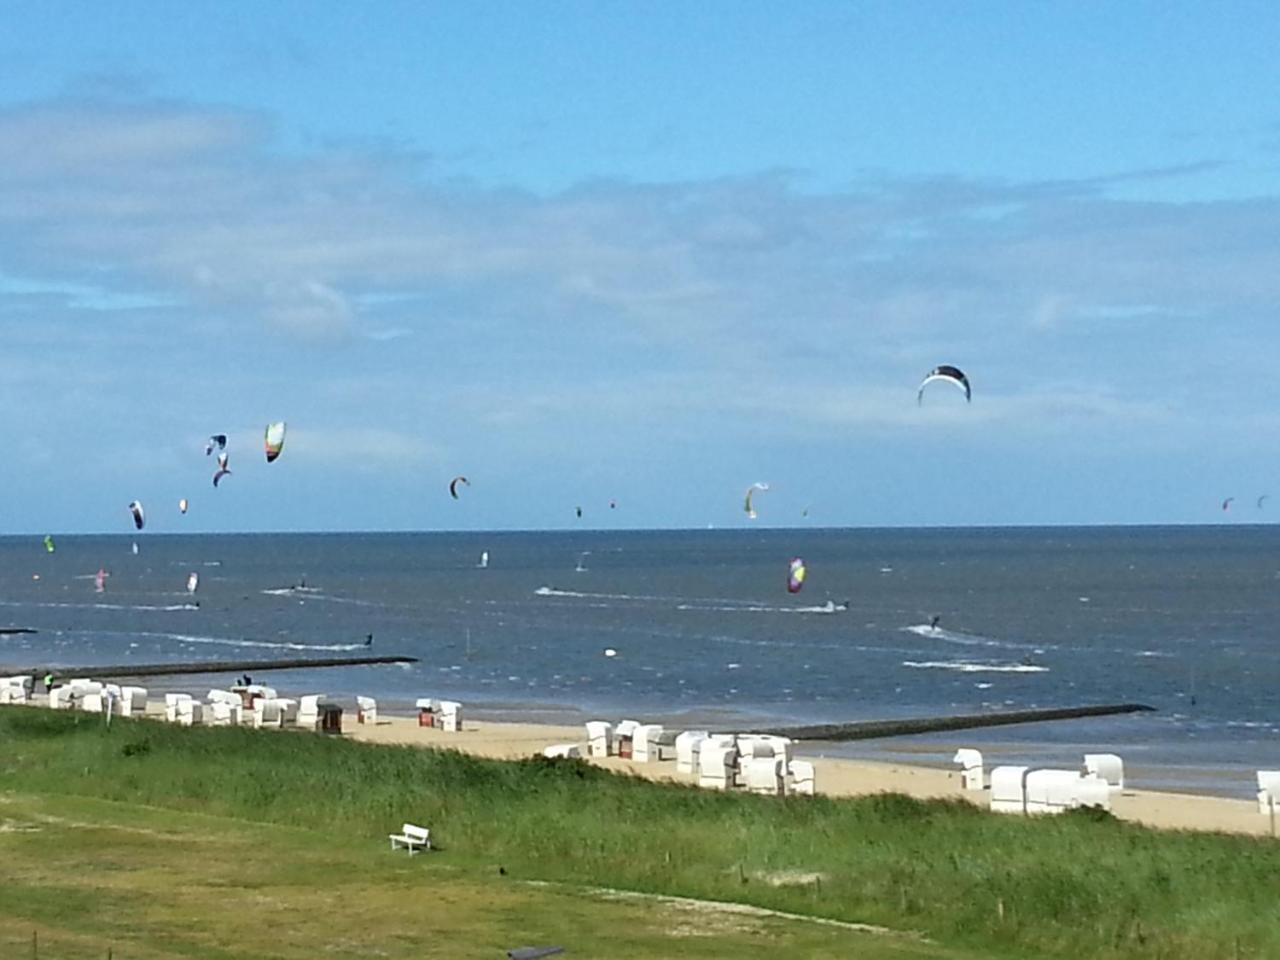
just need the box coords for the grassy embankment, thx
[2,707,1279,959]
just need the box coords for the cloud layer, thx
[1,96,1276,530]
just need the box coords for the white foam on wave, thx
[259,587,376,607]
[535,585,848,615]
[902,659,1049,674]
[0,599,197,612]
[535,586,665,602]
[146,631,369,653]
[903,623,1041,652]
[677,600,847,615]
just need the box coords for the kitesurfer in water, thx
[365,633,374,647]
[930,615,941,631]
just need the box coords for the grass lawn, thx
[0,792,976,960]
[3,706,1280,958]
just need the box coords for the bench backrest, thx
[402,823,429,841]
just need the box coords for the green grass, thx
[3,707,1280,958]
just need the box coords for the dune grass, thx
[3,707,1280,958]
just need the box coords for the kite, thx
[178,498,188,514]
[744,482,769,520]
[205,434,227,456]
[449,476,470,500]
[213,451,231,487]
[42,535,54,554]
[128,501,145,530]
[787,557,806,594]
[917,365,971,405]
[264,422,286,463]
[1222,497,1235,512]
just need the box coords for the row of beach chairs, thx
[579,720,814,796]
[953,748,1123,814]
[1,677,385,734]
[41,679,149,717]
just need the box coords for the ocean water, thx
[3,526,1279,797]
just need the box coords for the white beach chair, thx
[953,748,985,791]
[164,693,192,723]
[4,675,33,698]
[743,756,786,796]
[675,731,710,774]
[1257,771,1280,815]
[296,695,322,730]
[585,721,613,757]
[175,698,203,726]
[437,700,462,732]
[207,700,236,726]
[1073,776,1112,811]
[632,724,664,762]
[698,742,737,791]
[415,697,438,726]
[117,686,147,718]
[47,686,70,710]
[989,765,1030,813]
[614,719,640,758]
[542,744,581,759]
[789,759,816,796]
[1024,769,1111,814]
[1083,753,1124,791]
[3,677,31,705]
[252,698,283,729]
[67,680,103,709]
[78,693,104,714]
[356,696,377,724]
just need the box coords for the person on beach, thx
[43,672,54,692]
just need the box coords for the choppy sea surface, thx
[3,527,1278,798]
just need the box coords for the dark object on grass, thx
[507,948,564,960]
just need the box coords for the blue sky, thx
[2,2,1279,532]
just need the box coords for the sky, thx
[2,2,1280,533]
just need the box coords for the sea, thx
[2,526,1278,798]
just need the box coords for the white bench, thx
[389,822,431,854]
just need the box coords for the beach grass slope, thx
[3,708,1279,959]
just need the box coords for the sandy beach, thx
[342,712,1277,838]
